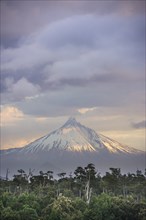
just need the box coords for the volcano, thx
[0,117,145,177]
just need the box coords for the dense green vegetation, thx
[0,164,146,220]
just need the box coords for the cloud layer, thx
[1,13,145,105]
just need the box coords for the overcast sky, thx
[0,0,145,150]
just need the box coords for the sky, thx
[0,0,145,151]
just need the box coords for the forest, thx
[0,163,146,220]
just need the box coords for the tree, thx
[49,196,75,220]
[102,168,121,194]
[85,164,96,183]
[74,166,86,197]
[57,172,66,179]
[46,171,53,180]
[84,164,97,203]
[19,205,38,220]
[13,169,28,190]
[1,207,20,220]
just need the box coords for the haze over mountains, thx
[1,118,145,177]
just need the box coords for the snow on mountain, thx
[1,117,144,177]
[16,117,141,155]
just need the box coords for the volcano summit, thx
[1,118,145,176]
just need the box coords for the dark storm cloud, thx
[132,121,146,129]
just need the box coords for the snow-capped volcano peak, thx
[1,117,144,177]
[17,117,141,155]
[62,117,79,128]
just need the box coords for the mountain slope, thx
[1,117,145,177]
[8,117,141,155]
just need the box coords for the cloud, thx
[2,78,41,102]
[1,13,145,105]
[0,106,24,126]
[1,0,145,48]
[78,107,97,114]
[132,120,146,129]
[14,80,145,119]
[2,13,145,71]
[37,14,99,49]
